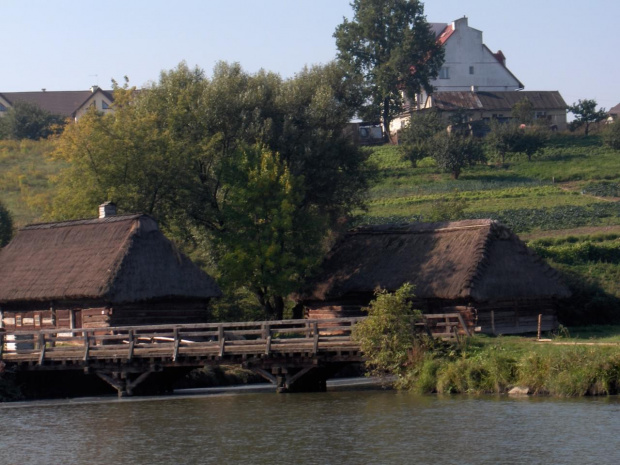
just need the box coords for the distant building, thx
[0,86,114,121]
[608,103,620,122]
[391,17,567,134]
[428,17,524,94]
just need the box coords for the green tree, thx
[334,0,444,141]
[399,109,444,166]
[218,146,326,320]
[49,61,372,319]
[602,119,620,150]
[486,119,547,163]
[431,132,485,179]
[0,101,66,140]
[568,99,607,136]
[511,98,535,125]
[352,283,421,377]
[0,200,13,247]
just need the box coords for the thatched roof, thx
[0,214,221,304]
[300,220,570,303]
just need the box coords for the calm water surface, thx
[2,384,620,465]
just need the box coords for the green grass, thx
[361,134,620,233]
[402,333,620,396]
[0,140,62,226]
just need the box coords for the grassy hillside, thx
[0,140,61,226]
[360,135,620,233]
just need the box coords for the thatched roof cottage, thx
[298,220,570,335]
[0,207,221,331]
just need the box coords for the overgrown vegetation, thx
[401,337,620,397]
[352,283,421,378]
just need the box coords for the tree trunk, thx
[382,97,392,144]
[273,296,285,321]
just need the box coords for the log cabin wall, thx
[0,298,211,331]
[0,300,105,331]
[304,297,557,336]
[109,299,211,327]
[475,300,558,335]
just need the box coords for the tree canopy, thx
[430,131,485,179]
[0,101,66,140]
[334,0,444,141]
[50,61,372,319]
[568,99,607,136]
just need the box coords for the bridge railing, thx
[0,318,366,364]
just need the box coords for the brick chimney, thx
[98,201,116,218]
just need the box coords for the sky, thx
[2,0,618,111]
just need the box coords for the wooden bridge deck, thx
[0,318,365,396]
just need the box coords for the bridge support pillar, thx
[96,370,154,397]
[261,366,327,393]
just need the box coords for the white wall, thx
[432,17,523,92]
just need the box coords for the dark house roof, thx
[300,220,570,303]
[609,103,620,117]
[430,91,567,112]
[0,88,114,118]
[0,214,221,304]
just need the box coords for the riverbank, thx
[398,332,620,397]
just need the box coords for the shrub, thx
[602,120,620,150]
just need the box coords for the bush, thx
[602,120,620,150]
[352,283,421,378]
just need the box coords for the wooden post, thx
[491,310,496,336]
[172,327,180,361]
[0,331,4,359]
[127,329,135,361]
[537,314,542,340]
[83,331,90,361]
[38,332,46,365]
[312,321,319,355]
[218,325,225,357]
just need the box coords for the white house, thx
[390,17,568,134]
[429,17,523,94]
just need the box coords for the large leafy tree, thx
[0,101,66,140]
[50,61,371,319]
[334,0,444,141]
[569,99,607,136]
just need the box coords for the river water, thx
[2,382,620,465]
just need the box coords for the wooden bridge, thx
[0,318,365,397]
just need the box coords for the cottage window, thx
[102,100,110,110]
[439,67,450,79]
[469,66,475,75]
[0,103,6,112]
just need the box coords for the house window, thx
[439,67,450,79]
[102,100,110,110]
[469,66,475,75]
[0,103,6,112]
